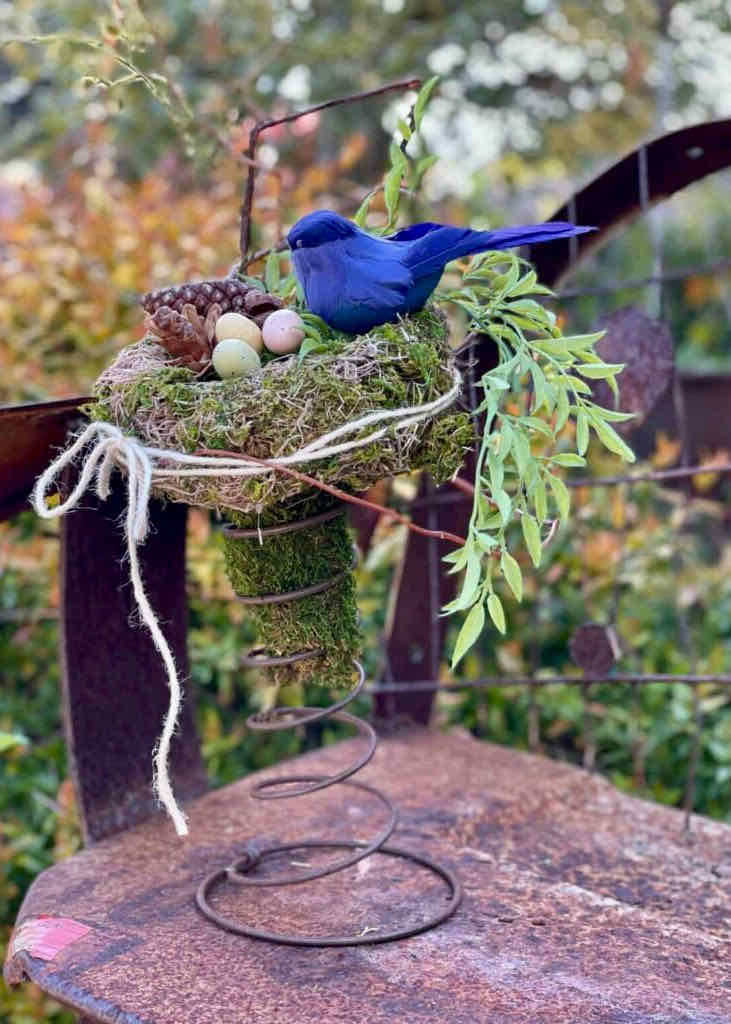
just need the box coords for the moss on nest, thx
[91,308,472,515]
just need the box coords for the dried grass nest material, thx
[91,309,473,515]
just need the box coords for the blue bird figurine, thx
[287,209,593,335]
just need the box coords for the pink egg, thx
[262,308,305,354]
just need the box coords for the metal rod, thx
[366,673,731,695]
[554,258,731,300]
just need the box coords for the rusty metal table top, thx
[6,728,731,1024]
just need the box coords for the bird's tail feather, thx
[406,222,593,278]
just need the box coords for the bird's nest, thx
[90,308,472,518]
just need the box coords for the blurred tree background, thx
[1,1,730,1019]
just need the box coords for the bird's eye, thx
[296,239,303,248]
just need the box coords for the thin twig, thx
[238,77,421,263]
[195,447,467,546]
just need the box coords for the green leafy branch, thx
[439,251,636,667]
[353,75,440,233]
[2,12,202,161]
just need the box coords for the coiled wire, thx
[195,505,461,946]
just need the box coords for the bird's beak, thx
[276,239,290,253]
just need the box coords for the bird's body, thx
[287,210,592,334]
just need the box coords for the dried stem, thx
[196,448,466,546]
[238,77,421,264]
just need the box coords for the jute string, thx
[32,367,461,836]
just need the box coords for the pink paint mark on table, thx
[10,916,91,961]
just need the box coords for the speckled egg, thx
[262,308,306,355]
[214,312,263,352]
[212,337,261,378]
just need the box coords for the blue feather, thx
[287,210,593,334]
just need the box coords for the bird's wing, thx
[338,235,413,308]
[386,222,442,243]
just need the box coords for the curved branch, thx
[196,447,466,547]
[238,77,421,264]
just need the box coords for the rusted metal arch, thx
[531,118,731,288]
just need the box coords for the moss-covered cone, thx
[223,494,360,690]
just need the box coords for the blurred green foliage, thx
[1,2,730,1021]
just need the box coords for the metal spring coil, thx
[196,505,462,947]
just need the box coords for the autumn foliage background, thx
[2,2,731,1020]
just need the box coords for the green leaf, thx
[443,542,473,575]
[576,410,589,456]
[512,430,530,476]
[450,600,485,668]
[533,476,548,523]
[508,269,538,296]
[477,509,503,530]
[264,250,280,293]
[297,336,329,361]
[555,386,570,432]
[495,488,512,526]
[522,513,542,567]
[397,117,412,141]
[474,532,497,554]
[530,363,548,413]
[415,154,438,181]
[454,550,482,610]
[590,415,637,462]
[562,331,605,351]
[389,139,408,175]
[522,416,553,437]
[578,362,625,379]
[500,550,523,601]
[0,731,28,753]
[595,407,637,423]
[484,375,510,391]
[353,190,375,227]
[383,166,402,224]
[239,274,266,289]
[497,420,513,460]
[413,75,440,129]
[566,375,593,396]
[488,453,504,493]
[487,593,506,634]
[300,311,333,335]
[548,472,571,520]
[551,453,586,467]
[442,545,469,568]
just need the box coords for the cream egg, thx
[214,312,263,352]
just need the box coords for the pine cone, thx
[141,277,284,322]
[145,305,212,372]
